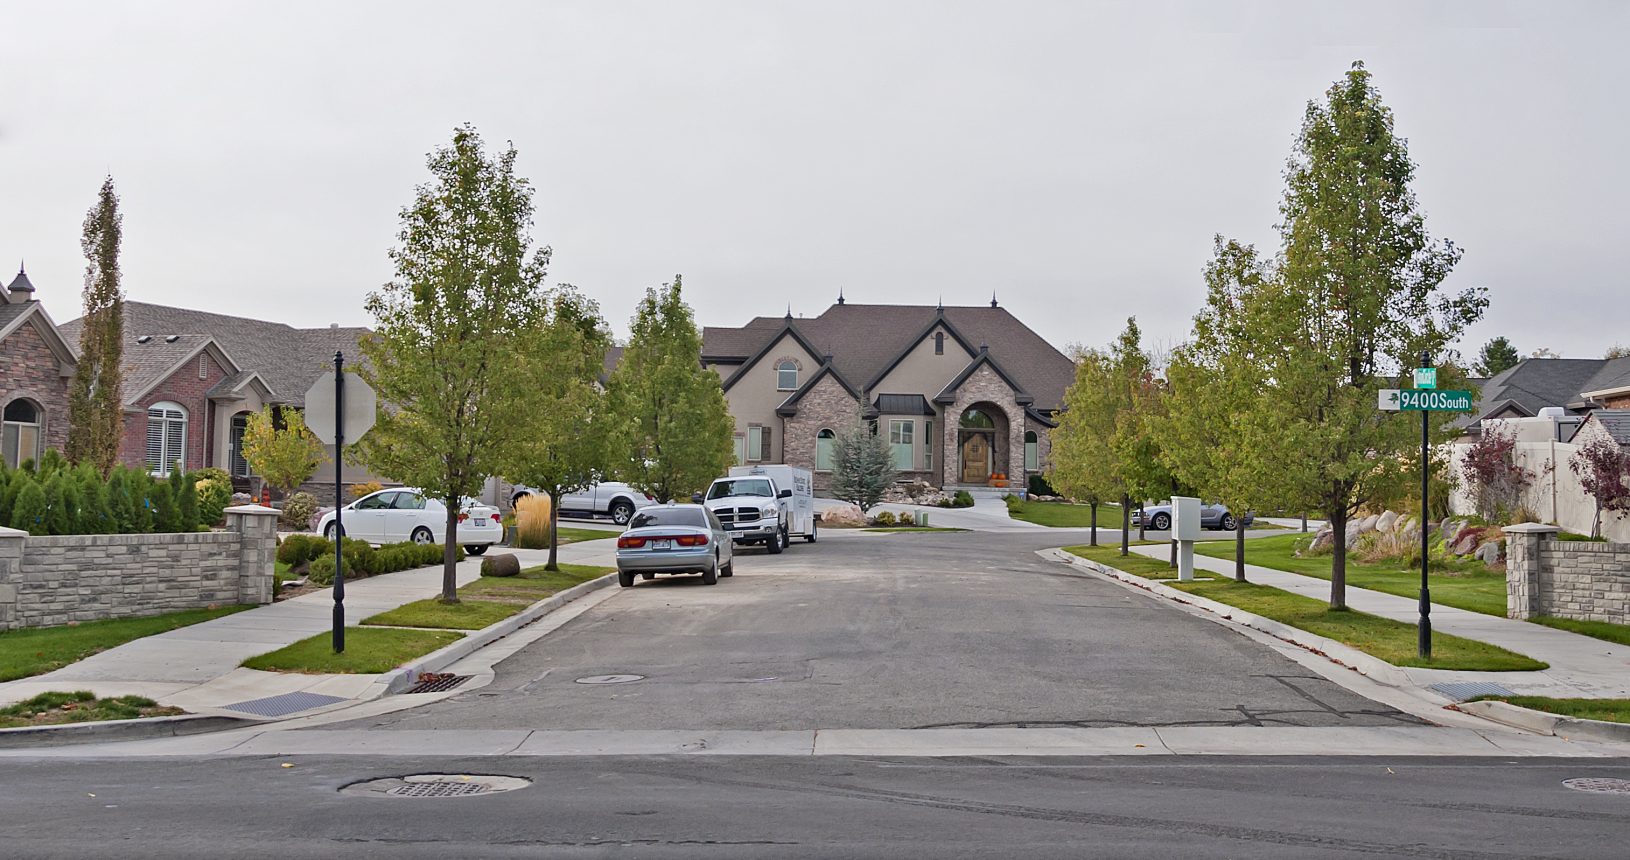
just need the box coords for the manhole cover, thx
[342,774,531,799]
[575,674,645,685]
[1563,778,1630,795]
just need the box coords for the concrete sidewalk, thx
[1126,544,1630,699]
[0,539,618,713]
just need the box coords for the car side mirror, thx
[778,489,792,499]
[691,492,703,504]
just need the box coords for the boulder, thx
[820,503,867,527]
[1474,540,1503,566]
[1376,511,1399,534]
[1439,518,1465,544]
[1357,514,1380,534]
[480,553,522,577]
[1308,527,1335,555]
[1344,523,1364,547]
[1398,516,1417,537]
[1450,532,1481,556]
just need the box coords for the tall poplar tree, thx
[66,177,126,473]
[605,276,735,503]
[358,125,551,603]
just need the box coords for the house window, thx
[816,429,836,470]
[924,419,933,471]
[776,360,798,391]
[748,426,771,461]
[146,401,188,476]
[889,419,914,471]
[961,408,995,429]
[2,399,42,469]
[230,412,251,478]
[1025,430,1039,471]
[733,434,747,466]
[934,332,944,355]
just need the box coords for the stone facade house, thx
[702,299,1075,492]
[0,267,77,468]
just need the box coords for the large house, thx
[1457,355,1630,441]
[0,266,78,469]
[701,298,1076,491]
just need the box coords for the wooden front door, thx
[960,433,991,483]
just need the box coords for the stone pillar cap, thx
[224,504,282,516]
[0,526,27,538]
[1501,522,1561,535]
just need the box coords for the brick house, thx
[61,302,378,499]
[0,267,77,468]
[702,298,1075,492]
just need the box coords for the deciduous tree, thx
[241,407,328,499]
[1570,434,1630,539]
[66,177,126,473]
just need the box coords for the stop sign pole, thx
[332,352,346,654]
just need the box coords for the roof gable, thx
[121,337,244,406]
[933,350,1033,406]
[0,303,80,368]
[719,322,825,392]
[775,361,861,417]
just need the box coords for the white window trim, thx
[2,399,43,469]
[924,419,933,472]
[889,419,914,471]
[775,360,798,391]
[147,401,189,476]
[747,426,765,462]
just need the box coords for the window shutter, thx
[762,426,772,461]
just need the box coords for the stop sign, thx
[303,371,377,445]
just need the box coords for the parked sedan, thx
[615,504,734,587]
[1129,501,1254,532]
[316,488,503,555]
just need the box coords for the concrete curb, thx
[1047,548,1417,688]
[0,714,257,749]
[372,571,618,695]
[1455,699,1630,744]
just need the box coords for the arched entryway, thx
[956,404,1009,484]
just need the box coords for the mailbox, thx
[1171,496,1202,542]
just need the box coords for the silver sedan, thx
[615,504,735,587]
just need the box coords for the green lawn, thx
[362,599,526,630]
[1063,543,1190,579]
[364,563,615,630]
[0,605,254,682]
[550,527,619,545]
[242,627,462,674]
[1529,616,1630,647]
[0,690,183,729]
[1471,696,1630,724]
[460,563,613,603]
[1193,532,1508,617]
[1065,544,1545,671]
[1007,501,1126,528]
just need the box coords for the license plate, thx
[649,540,671,550]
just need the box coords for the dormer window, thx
[934,332,945,355]
[776,359,798,391]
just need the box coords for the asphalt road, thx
[2,755,1626,858]
[343,529,1416,732]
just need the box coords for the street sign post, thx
[302,355,377,654]
[1380,359,1474,660]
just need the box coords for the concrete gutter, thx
[0,714,257,749]
[1455,699,1630,744]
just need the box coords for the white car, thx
[510,481,655,526]
[316,488,503,555]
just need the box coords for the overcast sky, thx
[3,1,1625,361]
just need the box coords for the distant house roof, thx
[1459,357,1628,429]
[61,301,370,408]
[1579,357,1630,402]
[1586,410,1630,446]
[703,304,1075,411]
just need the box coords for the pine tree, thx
[0,470,21,525]
[131,473,154,533]
[76,467,109,534]
[42,474,72,535]
[11,480,47,535]
[150,481,178,533]
[66,177,126,474]
[1473,337,1521,377]
[107,469,138,533]
[172,469,199,531]
[829,421,896,512]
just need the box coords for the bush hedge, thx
[290,536,465,586]
[0,455,225,537]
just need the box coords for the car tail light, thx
[490,513,501,523]
[457,513,469,522]
[676,534,709,547]
[617,536,647,549]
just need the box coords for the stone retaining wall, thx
[1503,523,1630,624]
[0,505,280,632]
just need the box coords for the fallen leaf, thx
[86,793,95,798]
[1134,744,1145,748]
[280,763,295,769]
[1386,767,1395,774]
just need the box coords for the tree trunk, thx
[1328,506,1347,610]
[547,489,562,572]
[1089,502,1098,547]
[1235,518,1246,582]
[1137,501,1146,541]
[1120,494,1130,557]
[441,496,460,603]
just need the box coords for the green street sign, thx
[1395,388,1472,411]
[1413,367,1437,389]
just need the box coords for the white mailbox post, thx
[1171,496,1202,582]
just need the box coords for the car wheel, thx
[766,531,783,554]
[701,562,718,585]
[806,520,817,543]
[720,553,734,577]
[324,523,341,540]
[1151,513,1171,531]
[609,500,635,525]
[1220,514,1237,531]
[464,544,489,556]
[618,570,635,588]
[411,527,434,545]
[779,526,790,550]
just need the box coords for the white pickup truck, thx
[701,465,816,553]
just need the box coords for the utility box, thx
[1172,496,1202,581]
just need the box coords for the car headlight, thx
[761,505,778,517]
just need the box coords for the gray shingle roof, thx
[61,302,370,408]
[705,304,1076,411]
[1459,358,1611,427]
[1580,357,1630,398]
[1589,410,1630,446]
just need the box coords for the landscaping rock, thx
[1398,516,1417,537]
[820,503,867,527]
[1450,532,1481,556]
[1357,514,1380,534]
[1439,518,1465,544]
[1376,511,1399,534]
[480,553,521,577]
[1474,540,1503,566]
[1308,527,1335,554]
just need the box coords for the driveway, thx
[344,529,1415,732]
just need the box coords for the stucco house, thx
[701,297,1075,492]
[1457,356,1630,437]
[0,266,77,468]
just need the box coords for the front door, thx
[960,433,991,483]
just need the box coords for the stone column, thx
[0,526,25,632]
[226,504,282,605]
[1502,522,1559,620]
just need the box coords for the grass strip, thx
[1469,696,1630,724]
[1066,545,1546,671]
[1193,532,1508,617]
[0,690,183,729]
[242,627,462,674]
[1528,615,1630,647]
[362,599,525,630]
[0,604,254,682]
[461,563,613,603]
[1007,501,1126,529]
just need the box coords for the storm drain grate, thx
[401,674,471,695]
[1428,682,1515,702]
[1563,778,1630,795]
[388,781,492,798]
[223,691,346,717]
[342,774,532,799]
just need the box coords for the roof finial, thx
[785,304,793,320]
[990,291,998,308]
[979,341,989,353]
[936,296,944,313]
[837,287,845,306]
